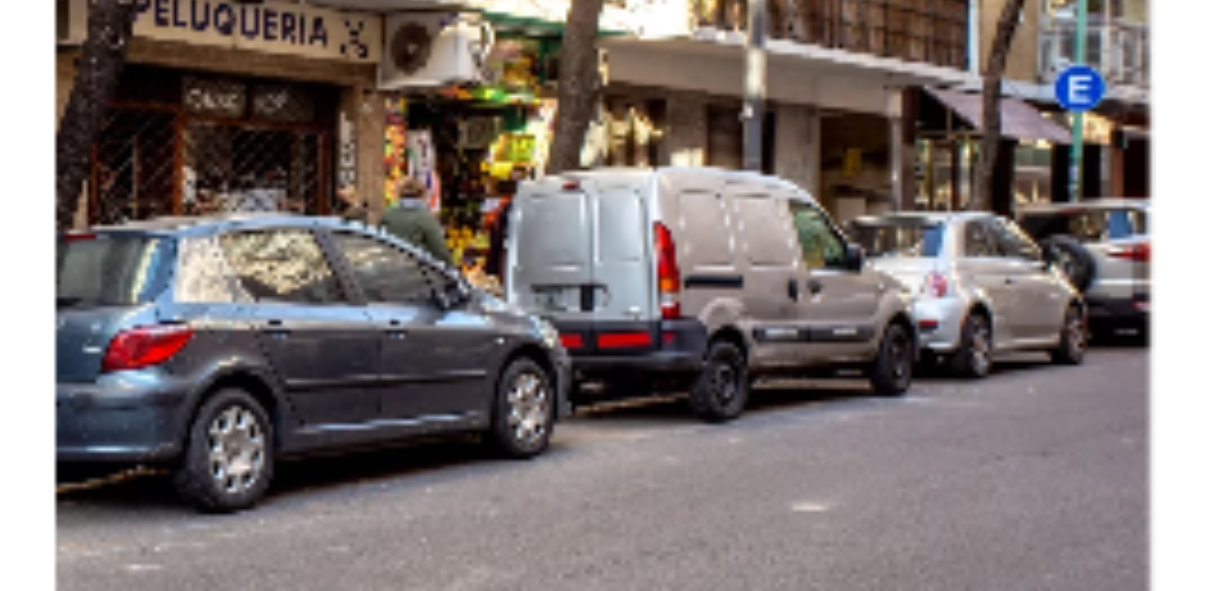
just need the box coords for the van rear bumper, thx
[553,319,708,378]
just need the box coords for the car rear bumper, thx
[1086,293,1149,326]
[911,297,968,354]
[57,372,191,463]
[553,319,708,378]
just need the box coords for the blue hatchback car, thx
[57,214,570,512]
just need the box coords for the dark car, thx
[57,214,570,512]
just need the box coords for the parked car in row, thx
[506,167,918,422]
[847,212,1087,378]
[57,214,570,512]
[1017,200,1150,337]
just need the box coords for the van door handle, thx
[787,279,800,301]
[384,319,407,338]
[807,279,823,294]
[1005,277,1016,285]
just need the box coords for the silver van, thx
[505,168,917,422]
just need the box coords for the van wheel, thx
[1050,305,1088,365]
[173,389,274,513]
[869,324,913,397]
[950,313,992,378]
[488,358,554,459]
[688,341,749,423]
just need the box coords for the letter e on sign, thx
[1055,65,1107,113]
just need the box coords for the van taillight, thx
[101,325,195,373]
[654,222,682,320]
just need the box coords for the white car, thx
[848,212,1087,378]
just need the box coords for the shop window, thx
[220,230,344,304]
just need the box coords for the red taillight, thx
[1107,242,1150,262]
[654,222,682,320]
[560,333,584,350]
[563,181,581,191]
[101,325,195,373]
[597,332,654,349]
[921,272,949,298]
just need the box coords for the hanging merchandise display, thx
[383,96,408,207]
[406,129,440,213]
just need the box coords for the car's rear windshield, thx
[1018,208,1147,242]
[849,220,945,258]
[57,234,173,308]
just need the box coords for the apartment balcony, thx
[689,0,970,71]
[1038,16,1149,89]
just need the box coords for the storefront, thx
[61,0,383,225]
[381,22,565,271]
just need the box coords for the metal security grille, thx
[87,70,333,226]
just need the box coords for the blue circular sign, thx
[1055,65,1108,112]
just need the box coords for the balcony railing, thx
[1038,16,1149,89]
[690,0,969,70]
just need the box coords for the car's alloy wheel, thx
[207,405,266,495]
[870,323,913,396]
[953,314,993,379]
[1052,305,1087,365]
[489,358,554,459]
[174,389,274,513]
[507,371,550,447]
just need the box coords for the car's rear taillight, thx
[653,222,682,320]
[62,232,97,243]
[1107,242,1150,262]
[921,272,949,298]
[101,325,195,373]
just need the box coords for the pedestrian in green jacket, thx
[380,177,454,266]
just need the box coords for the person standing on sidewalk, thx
[380,177,454,267]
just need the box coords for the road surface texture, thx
[58,345,1147,591]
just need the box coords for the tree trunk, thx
[967,0,1027,212]
[56,0,140,232]
[546,0,606,175]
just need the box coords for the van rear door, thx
[508,175,656,349]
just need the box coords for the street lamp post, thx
[743,0,768,172]
[1069,0,1089,201]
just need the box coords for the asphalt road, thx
[57,344,1148,591]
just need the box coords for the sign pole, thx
[1069,0,1089,202]
[743,0,767,172]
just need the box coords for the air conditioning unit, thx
[379,12,494,90]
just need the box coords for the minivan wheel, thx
[173,389,274,513]
[688,341,749,423]
[1051,305,1088,365]
[869,324,913,397]
[488,358,554,459]
[951,313,993,379]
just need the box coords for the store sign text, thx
[120,0,381,63]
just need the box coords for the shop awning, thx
[924,87,1073,144]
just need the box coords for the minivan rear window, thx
[849,220,944,258]
[57,234,172,307]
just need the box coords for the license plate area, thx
[532,286,581,312]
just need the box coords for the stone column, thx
[339,85,385,223]
[772,104,821,197]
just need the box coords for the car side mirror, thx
[433,276,470,310]
[846,244,865,272]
